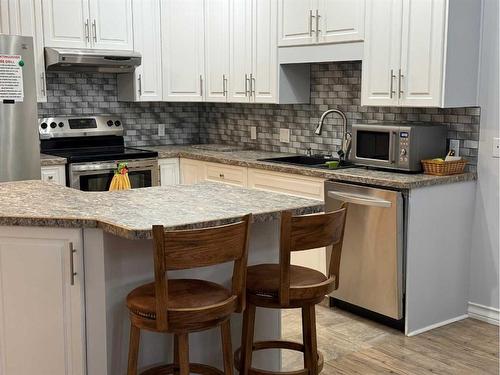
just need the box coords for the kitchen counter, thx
[0,180,323,240]
[144,145,477,189]
[40,153,67,166]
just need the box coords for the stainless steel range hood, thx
[45,47,141,73]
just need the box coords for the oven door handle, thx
[328,191,392,208]
[71,163,117,172]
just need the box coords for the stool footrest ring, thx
[140,363,224,375]
[234,340,324,375]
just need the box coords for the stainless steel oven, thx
[69,158,158,191]
[351,123,447,172]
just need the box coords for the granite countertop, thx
[0,180,323,240]
[40,153,67,166]
[143,145,477,189]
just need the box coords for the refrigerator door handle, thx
[327,191,392,208]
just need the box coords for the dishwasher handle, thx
[327,191,392,208]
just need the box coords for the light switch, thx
[158,124,165,137]
[250,126,257,140]
[279,128,290,143]
[493,137,500,158]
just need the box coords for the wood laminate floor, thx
[281,305,499,374]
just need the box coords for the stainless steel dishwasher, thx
[325,181,404,320]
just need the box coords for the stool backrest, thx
[279,205,347,305]
[152,214,252,330]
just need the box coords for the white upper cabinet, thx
[204,0,230,102]
[117,0,162,101]
[42,0,90,48]
[42,0,132,50]
[88,0,133,50]
[278,0,365,47]
[399,0,445,107]
[361,0,402,106]
[278,0,315,47]
[229,0,252,103]
[318,0,365,44]
[162,0,205,101]
[1,0,47,102]
[361,0,481,108]
[252,0,277,103]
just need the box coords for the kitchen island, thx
[0,180,323,375]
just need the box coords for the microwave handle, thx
[390,131,398,164]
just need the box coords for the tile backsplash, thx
[38,61,480,171]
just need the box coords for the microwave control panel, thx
[398,131,410,167]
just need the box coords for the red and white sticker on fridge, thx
[0,55,24,102]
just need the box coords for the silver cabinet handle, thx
[92,19,97,43]
[245,74,250,96]
[40,73,46,96]
[251,75,256,96]
[222,74,227,96]
[328,191,392,208]
[138,74,142,96]
[69,242,77,286]
[200,75,203,97]
[309,10,314,36]
[85,19,90,43]
[390,69,396,98]
[249,73,254,97]
[315,9,320,38]
[398,69,404,98]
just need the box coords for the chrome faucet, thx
[315,109,351,161]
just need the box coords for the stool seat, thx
[246,264,333,307]
[127,279,236,331]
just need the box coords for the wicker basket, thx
[421,158,467,176]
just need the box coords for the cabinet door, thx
[89,0,133,50]
[162,0,205,102]
[229,0,252,103]
[41,165,66,185]
[159,158,180,186]
[251,0,277,103]
[278,0,316,46]
[360,0,402,106]
[132,0,162,101]
[205,0,230,102]
[318,0,365,44]
[0,228,85,375]
[3,0,47,102]
[399,0,446,107]
[42,0,90,48]
[180,159,205,185]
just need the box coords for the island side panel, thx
[84,220,282,375]
[405,181,476,336]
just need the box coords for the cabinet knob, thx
[48,175,54,180]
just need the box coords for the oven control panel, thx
[39,116,124,139]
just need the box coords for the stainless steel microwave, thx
[351,123,447,172]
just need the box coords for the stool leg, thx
[221,320,234,375]
[177,333,190,375]
[240,303,256,375]
[127,323,141,375]
[173,335,179,375]
[302,305,318,375]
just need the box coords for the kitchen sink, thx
[258,155,358,169]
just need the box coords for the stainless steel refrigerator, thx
[0,35,41,182]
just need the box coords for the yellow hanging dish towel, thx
[109,162,131,191]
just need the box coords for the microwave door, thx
[354,130,396,167]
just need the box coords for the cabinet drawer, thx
[41,166,66,185]
[247,168,324,200]
[205,162,247,187]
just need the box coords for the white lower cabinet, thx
[158,158,180,186]
[179,158,205,185]
[41,165,67,185]
[0,227,86,375]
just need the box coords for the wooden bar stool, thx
[126,214,252,375]
[235,206,348,375]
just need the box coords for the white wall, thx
[469,0,500,315]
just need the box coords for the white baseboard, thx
[406,314,469,337]
[468,302,500,326]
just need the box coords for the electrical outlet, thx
[250,126,257,140]
[449,139,460,156]
[158,124,165,137]
[493,137,500,158]
[279,128,290,143]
